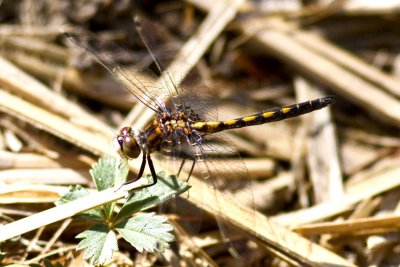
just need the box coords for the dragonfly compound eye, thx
[116,127,141,159]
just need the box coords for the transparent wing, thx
[176,83,219,122]
[155,126,254,254]
[154,132,205,237]
[64,27,221,122]
[191,132,255,255]
[199,132,254,211]
[64,28,176,112]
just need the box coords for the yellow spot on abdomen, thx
[242,115,257,122]
[207,121,221,127]
[281,107,291,113]
[223,119,238,126]
[263,111,275,118]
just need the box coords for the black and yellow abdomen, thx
[193,96,335,134]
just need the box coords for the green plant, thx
[58,157,189,265]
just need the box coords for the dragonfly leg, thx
[126,153,158,190]
[177,158,186,177]
[117,153,149,191]
[146,154,158,187]
[177,158,195,182]
[136,153,147,179]
[186,160,195,182]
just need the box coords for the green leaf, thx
[113,172,190,223]
[76,224,118,265]
[115,213,174,253]
[43,259,65,267]
[90,157,129,218]
[56,186,103,222]
[90,156,128,191]
[43,259,53,267]
[0,250,5,263]
[57,185,89,204]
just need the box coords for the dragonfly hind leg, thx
[177,158,196,182]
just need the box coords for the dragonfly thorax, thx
[114,126,142,159]
[158,111,195,136]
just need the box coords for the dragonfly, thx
[66,22,334,258]
[115,96,334,187]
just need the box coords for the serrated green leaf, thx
[76,224,118,265]
[57,185,88,204]
[90,156,128,190]
[115,213,174,253]
[113,172,190,223]
[56,185,103,222]
[90,156,129,218]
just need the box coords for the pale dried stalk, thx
[0,168,89,185]
[0,57,113,137]
[294,77,343,203]
[0,177,148,242]
[295,214,400,236]
[274,163,400,225]
[238,17,400,127]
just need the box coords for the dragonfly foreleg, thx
[147,154,158,187]
[118,153,157,191]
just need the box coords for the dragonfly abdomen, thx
[193,96,335,134]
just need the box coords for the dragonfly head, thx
[114,127,141,159]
